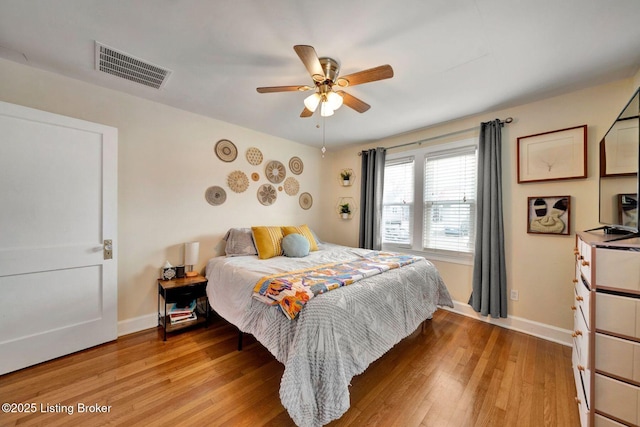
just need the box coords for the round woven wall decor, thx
[251,172,260,181]
[227,171,249,193]
[289,156,304,175]
[257,184,277,206]
[246,147,263,165]
[265,160,286,184]
[215,139,237,162]
[299,192,313,210]
[284,177,299,196]
[205,186,226,206]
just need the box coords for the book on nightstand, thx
[167,299,196,315]
[170,311,197,324]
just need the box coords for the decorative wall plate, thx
[205,186,226,206]
[265,160,286,184]
[251,172,260,181]
[299,192,313,210]
[284,177,299,196]
[215,139,237,162]
[289,156,304,175]
[257,184,277,206]
[246,147,263,165]
[227,170,249,193]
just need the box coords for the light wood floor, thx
[0,310,579,427]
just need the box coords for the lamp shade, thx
[326,91,343,110]
[303,93,321,112]
[184,242,200,266]
[320,102,334,117]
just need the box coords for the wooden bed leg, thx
[237,330,243,351]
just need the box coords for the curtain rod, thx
[358,117,513,155]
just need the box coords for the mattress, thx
[205,242,453,426]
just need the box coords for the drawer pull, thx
[573,248,579,255]
[572,279,579,284]
[576,296,584,302]
[570,305,577,311]
[581,260,590,267]
[577,365,585,372]
[575,396,581,405]
[578,255,584,260]
[572,330,583,338]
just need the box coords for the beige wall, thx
[1,55,638,334]
[0,58,326,326]
[323,78,637,330]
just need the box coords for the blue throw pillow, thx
[282,233,310,258]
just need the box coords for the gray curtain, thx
[469,119,507,318]
[359,147,386,250]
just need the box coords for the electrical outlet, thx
[510,290,519,301]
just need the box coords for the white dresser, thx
[573,231,640,427]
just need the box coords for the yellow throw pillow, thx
[251,226,284,259]
[281,224,318,251]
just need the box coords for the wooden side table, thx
[157,274,209,341]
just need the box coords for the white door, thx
[0,101,117,375]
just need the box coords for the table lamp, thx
[184,241,200,277]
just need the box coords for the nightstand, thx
[157,274,209,341]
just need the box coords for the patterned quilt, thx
[253,252,421,319]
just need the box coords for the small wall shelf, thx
[339,168,355,187]
[336,197,357,220]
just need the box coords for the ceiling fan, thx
[257,45,394,118]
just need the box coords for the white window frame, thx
[381,138,477,265]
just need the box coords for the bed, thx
[205,227,453,427]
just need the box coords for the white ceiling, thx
[1,0,639,149]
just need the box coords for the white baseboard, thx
[443,300,573,347]
[117,313,157,337]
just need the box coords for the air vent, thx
[95,42,172,89]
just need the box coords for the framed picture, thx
[517,125,587,183]
[527,196,571,235]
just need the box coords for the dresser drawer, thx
[595,413,629,427]
[596,292,640,339]
[595,373,640,426]
[574,357,590,426]
[575,277,591,330]
[595,248,640,292]
[574,305,590,368]
[596,333,640,382]
[579,238,593,284]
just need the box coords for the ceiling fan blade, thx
[300,107,314,118]
[257,85,312,93]
[336,64,394,87]
[337,91,371,113]
[293,45,324,81]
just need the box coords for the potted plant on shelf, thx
[340,203,351,219]
[340,170,352,186]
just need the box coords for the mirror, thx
[599,89,639,231]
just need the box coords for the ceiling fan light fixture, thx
[320,102,334,117]
[326,91,343,110]
[304,93,321,112]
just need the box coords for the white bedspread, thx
[205,243,453,426]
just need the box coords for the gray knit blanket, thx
[239,257,453,426]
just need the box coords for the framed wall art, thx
[527,196,571,235]
[517,125,587,183]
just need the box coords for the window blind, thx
[423,147,477,253]
[382,157,414,245]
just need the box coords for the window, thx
[381,139,477,262]
[423,147,476,253]
[382,157,414,245]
